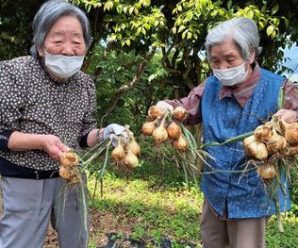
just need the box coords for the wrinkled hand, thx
[156,101,174,113]
[42,135,70,161]
[103,123,128,146]
[274,109,297,123]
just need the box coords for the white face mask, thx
[212,62,248,86]
[44,51,84,79]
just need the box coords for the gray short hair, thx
[32,0,92,53]
[205,17,262,61]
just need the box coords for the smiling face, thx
[38,15,87,57]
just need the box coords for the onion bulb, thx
[254,123,273,142]
[167,121,182,140]
[123,151,139,169]
[257,164,277,179]
[280,120,298,145]
[173,135,188,151]
[141,121,156,136]
[173,106,187,121]
[265,130,287,154]
[111,143,126,162]
[282,145,298,157]
[60,152,79,167]
[243,135,268,160]
[128,139,141,156]
[152,125,168,144]
[59,166,71,180]
[148,106,164,120]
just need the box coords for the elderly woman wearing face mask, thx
[0,0,125,247]
[157,17,298,248]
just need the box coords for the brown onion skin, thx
[254,124,273,142]
[265,132,287,154]
[141,121,156,136]
[167,121,182,140]
[282,145,298,157]
[148,106,164,120]
[59,166,71,180]
[152,126,168,144]
[60,152,79,167]
[243,135,268,160]
[123,151,139,169]
[111,144,126,162]
[173,107,187,121]
[281,121,298,145]
[128,140,141,156]
[173,136,188,152]
[257,164,277,179]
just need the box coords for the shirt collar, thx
[219,63,261,107]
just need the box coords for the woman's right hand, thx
[156,101,174,112]
[42,135,70,161]
[7,131,70,161]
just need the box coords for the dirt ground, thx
[43,208,139,248]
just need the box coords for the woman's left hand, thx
[103,123,129,146]
[274,109,297,123]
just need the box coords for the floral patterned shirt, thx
[0,55,97,172]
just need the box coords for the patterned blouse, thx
[0,55,97,172]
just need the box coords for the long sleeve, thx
[165,83,205,125]
[78,76,98,147]
[79,77,97,138]
[0,60,27,150]
[283,80,298,111]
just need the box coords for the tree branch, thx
[100,48,156,125]
[161,46,180,74]
[171,47,180,68]
[182,48,194,90]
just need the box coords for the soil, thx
[43,208,139,248]
[43,208,198,247]
[43,207,152,248]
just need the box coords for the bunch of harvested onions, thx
[204,116,298,233]
[243,117,298,179]
[59,151,81,184]
[59,151,89,237]
[142,105,188,151]
[80,126,140,174]
[142,105,210,184]
[111,131,141,169]
[77,126,140,200]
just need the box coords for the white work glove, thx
[156,101,174,113]
[103,123,128,146]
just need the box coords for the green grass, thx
[266,214,298,248]
[88,161,203,247]
[86,144,298,247]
